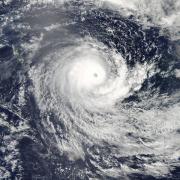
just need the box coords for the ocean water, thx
[0,0,180,179]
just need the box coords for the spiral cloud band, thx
[29,37,151,160]
[27,2,180,178]
[32,39,148,112]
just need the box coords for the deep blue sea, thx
[0,0,180,179]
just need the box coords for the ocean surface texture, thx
[0,0,180,179]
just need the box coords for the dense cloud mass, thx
[0,0,180,179]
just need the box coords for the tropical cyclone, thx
[30,36,149,113]
[29,34,151,164]
[27,1,180,178]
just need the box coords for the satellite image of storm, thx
[0,0,180,179]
